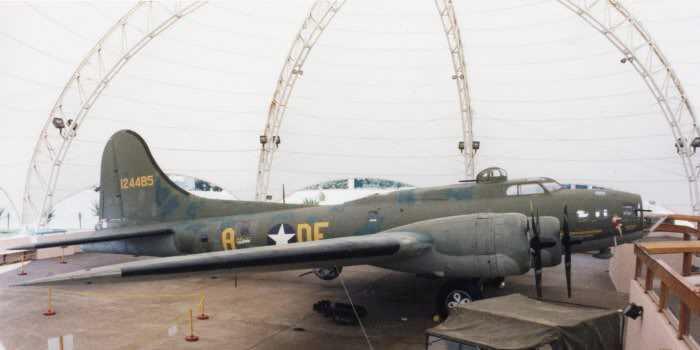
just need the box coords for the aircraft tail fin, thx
[99,130,298,228]
[99,130,194,227]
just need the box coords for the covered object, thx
[426,294,622,350]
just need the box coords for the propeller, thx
[528,203,556,299]
[560,205,581,298]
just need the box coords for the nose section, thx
[615,190,645,231]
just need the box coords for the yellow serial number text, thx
[120,175,154,190]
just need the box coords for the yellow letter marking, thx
[314,221,328,241]
[221,228,236,250]
[297,223,313,242]
[296,222,329,242]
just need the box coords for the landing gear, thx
[314,266,342,281]
[436,279,482,320]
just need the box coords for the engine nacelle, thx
[382,212,561,279]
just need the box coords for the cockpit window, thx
[541,181,562,192]
[506,185,519,196]
[506,184,546,196]
[519,184,545,195]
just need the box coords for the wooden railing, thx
[634,240,700,343]
[654,214,700,241]
[649,214,700,277]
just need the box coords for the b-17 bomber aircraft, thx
[12,130,650,316]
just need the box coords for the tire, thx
[314,266,342,281]
[436,279,482,320]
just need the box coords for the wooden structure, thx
[635,214,700,345]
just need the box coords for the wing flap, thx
[16,231,431,285]
[7,225,173,250]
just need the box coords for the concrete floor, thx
[0,252,626,350]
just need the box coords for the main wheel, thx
[436,279,482,320]
[314,266,342,281]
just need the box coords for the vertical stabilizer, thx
[99,130,303,228]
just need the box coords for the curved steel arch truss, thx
[258,0,700,213]
[435,0,475,180]
[255,0,475,200]
[22,1,206,226]
[255,0,347,201]
[558,0,699,212]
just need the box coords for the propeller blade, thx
[528,206,544,299]
[533,242,542,299]
[561,204,582,298]
[562,205,572,298]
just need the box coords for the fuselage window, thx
[577,210,589,220]
[519,184,545,195]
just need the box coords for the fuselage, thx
[83,177,645,258]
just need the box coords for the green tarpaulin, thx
[426,294,622,350]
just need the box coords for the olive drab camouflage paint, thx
[11,130,650,289]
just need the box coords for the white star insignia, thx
[268,225,295,245]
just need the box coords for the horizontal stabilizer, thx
[15,232,431,286]
[7,225,173,251]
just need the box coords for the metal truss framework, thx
[435,0,475,180]
[257,0,700,214]
[255,0,346,201]
[558,0,699,212]
[22,1,206,226]
[255,0,475,200]
[23,0,700,224]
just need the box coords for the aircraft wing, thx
[7,224,173,250]
[15,231,432,285]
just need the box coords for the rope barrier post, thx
[43,287,56,316]
[197,293,209,320]
[17,254,27,276]
[59,246,67,264]
[184,309,199,342]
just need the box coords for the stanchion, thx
[43,287,57,316]
[197,293,209,320]
[59,247,67,264]
[17,254,27,276]
[184,309,199,342]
